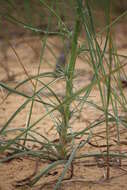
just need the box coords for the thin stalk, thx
[22,37,46,146]
[59,1,81,159]
[105,0,112,179]
[23,0,55,146]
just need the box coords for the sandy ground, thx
[0,30,127,190]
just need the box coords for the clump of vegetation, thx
[0,0,127,189]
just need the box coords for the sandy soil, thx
[0,29,127,190]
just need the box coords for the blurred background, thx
[0,0,127,39]
[0,0,127,82]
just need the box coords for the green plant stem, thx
[105,0,112,180]
[59,2,82,159]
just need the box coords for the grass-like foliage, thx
[0,0,127,189]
